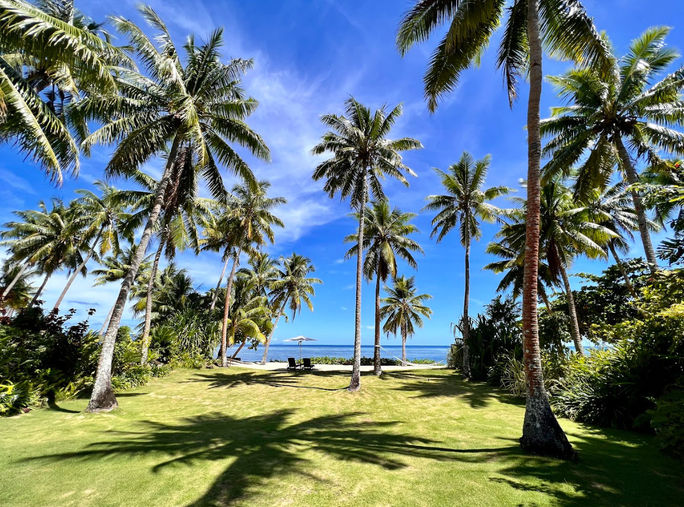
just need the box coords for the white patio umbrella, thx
[283,335,316,362]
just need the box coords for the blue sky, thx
[0,0,681,346]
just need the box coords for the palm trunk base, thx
[520,394,575,460]
[85,385,118,413]
[373,345,382,376]
[462,343,471,379]
[348,373,361,392]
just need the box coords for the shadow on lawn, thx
[490,429,684,506]
[382,371,520,408]
[187,370,349,391]
[19,410,488,505]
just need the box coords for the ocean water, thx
[234,344,450,364]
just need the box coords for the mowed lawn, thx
[1,368,682,506]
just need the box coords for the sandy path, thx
[224,361,446,372]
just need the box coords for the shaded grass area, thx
[1,368,682,506]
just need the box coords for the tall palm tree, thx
[133,263,194,330]
[52,181,129,311]
[344,200,422,375]
[424,152,510,377]
[128,160,216,365]
[588,183,656,296]
[493,181,615,355]
[213,181,284,367]
[91,246,150,335]
[1,199,82,306]
[261,253,321,364]
[541,27,684,272]
[484,236,557,312]
[0,0,127,181]
[238,252,278,298]
[312,97,422,391]
[74,7,269,411]
[380,276,432,366]
[397,0,609,458]
[223,276,270,361]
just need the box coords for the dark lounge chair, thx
[287,357,300,370]
[302,358,314,370]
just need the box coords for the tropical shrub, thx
[551,270,684,431]
[649,384,684,460]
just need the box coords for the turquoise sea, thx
[234,344,450,363]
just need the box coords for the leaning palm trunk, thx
[519,0,574,459]
[1,262,29,302]
[53,226,104,312]
[608,242,637,298]
[559,263,584,356]
[261,301,286,364]
[349,173,368,391]
[220,250,240,367]
[29,273,50,307]
[99,304,114,336]
[615,138,658,272]
[140,239,164,365]
[462,232,471,377]
[86,139,179,413]
[373,258,382,376]
[210,249,230,311]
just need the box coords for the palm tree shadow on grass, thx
[19,410,498,505]
[381,372,521,408]
[187,371,350,391]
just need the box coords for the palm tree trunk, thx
[559,263,584,356]
[349,172,368,392]
[608,242,637,298]
[462,234,471,378]
[401,325,407,367]
[220,250,240,367]
[1,262,29,302]
[261,301,286,364]
[99,304,114,336]
[86,137,180,413]
[29,273,50,307]
[520,0,574,459]
[230,340,246,360]
[140,238,164,365]
[615,138,658,272]
[210,249,230,311]
[53,226,104,312]
[373,258,382,376]
[539,285,553,313]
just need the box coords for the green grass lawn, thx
[1,368,682,506]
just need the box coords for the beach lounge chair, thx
[302,358,314,370]
[287,357,300,370]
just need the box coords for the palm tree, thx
[344,200,422,376]
[133,263,194,330]
[397,0,609,458]
[541,27,684,272]
[92,246,150,335]
[484,236,557,312]
[588,183,656,297]
[129,160,216,365]
[223,276,270,362]
[0,260,35,314]
[52,182,129,311]
[213,181,284,367]
[493,181,615,355]
[261,253,321,364]
[380,276,432,366]
[424,152,510,377]
[312,97,422,391]
[74,7,270,411]
[238,252,278,298]
[1,199,82,306]
[0,0,126,181]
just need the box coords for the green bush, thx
[0,381,40,416]
[649,384,684,460]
